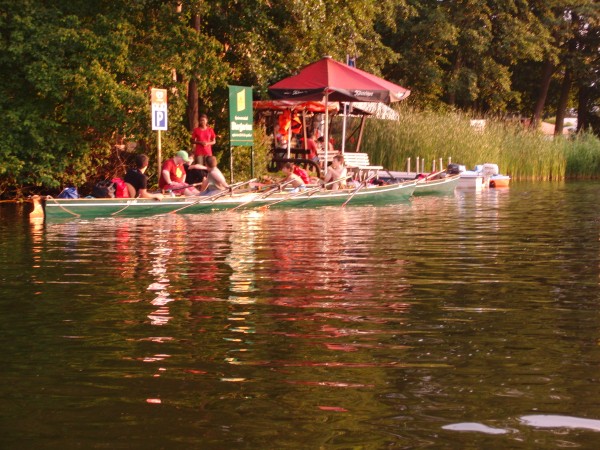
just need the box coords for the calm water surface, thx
[2,182,600,448]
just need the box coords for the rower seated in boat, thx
[281,162,306,191]
[199,155,229,195]
[160,150,200,196]
[323,155,348,191]
[123,154,163,200]
[291,163,310,184]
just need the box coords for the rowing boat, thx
[413,173,460,195]
[379,171,460,196]
[31,179,417,221]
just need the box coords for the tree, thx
[0,0,228,196]
[380,0,551,112]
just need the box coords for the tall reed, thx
[338,109,600,180]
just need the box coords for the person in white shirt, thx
[200,156,229,194]
[323,155,348,190]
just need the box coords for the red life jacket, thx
[291,112,302,134]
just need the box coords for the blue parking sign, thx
[152,106,168,130]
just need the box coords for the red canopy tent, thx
[253,100,339,113]
[268,56,410,103]
[268,56,410,170]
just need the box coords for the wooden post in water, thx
[407,157,411,173]
[439,158,443,171]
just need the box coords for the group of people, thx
[123,150,228,200]
[279,154,348,191]
[122,114,225,199]
[120,114,350,201]
[274,125,335,168]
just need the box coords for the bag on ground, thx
[57,187,79,199]
[92,180,116,198]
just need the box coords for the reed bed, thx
[342,109,600,180]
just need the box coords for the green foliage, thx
[0,0,228,197]
[1,0,600,198]
[359,109,600,181]
[563,132,600,179]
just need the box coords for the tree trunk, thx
[530,59,554,129]
[554,67,572,136]
[447,52,462,106]
[187,79,199,131]
[187,12,201,131]
[577,82,590,132]
[555,15,581,136]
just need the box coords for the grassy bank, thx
[339,110,600,180]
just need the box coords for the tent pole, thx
[302,110,307,150]
[356,115,366,153]
[341,103,347,154]
[324,92,329,175]
[286,109,292,158]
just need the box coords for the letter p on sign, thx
[151,88,168,131]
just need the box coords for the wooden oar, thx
[259,176,351,210]
[341,174,376,208]
[228,179,295,212]
[165,178,256,215]
[417,170,445,184]
[164,181,204,195]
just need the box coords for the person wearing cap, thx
[159,150,200,196]
[191,114,216,165]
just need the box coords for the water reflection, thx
[4,182,600,448]
[521,414,600,432]
[147,228,174,326]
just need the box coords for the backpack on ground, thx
[91,180,116,198]
[57,187,79,199]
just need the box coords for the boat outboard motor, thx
[447,163,461,175]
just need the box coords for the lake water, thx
[2,182,600,448]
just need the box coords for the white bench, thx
[341,152,383,180]
[318,151,383,180]
[317,150,337,164]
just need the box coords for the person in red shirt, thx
[159,150,199,196]
[306,128,321,164]
[281,163,305,189]
[291,164,310,184]
[191,114,216,164]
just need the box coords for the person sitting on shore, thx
[323,155,348,191]
[317,136,335,153]
[159,150,199,196]
[281,162,305,190]
[273,124,287,149]
[200,155,229,194]
[306,129,321,164]
[124,154,163,200]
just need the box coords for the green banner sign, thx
[228,85,253,146]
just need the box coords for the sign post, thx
[228,86,253,182]
[151,88,168,178]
